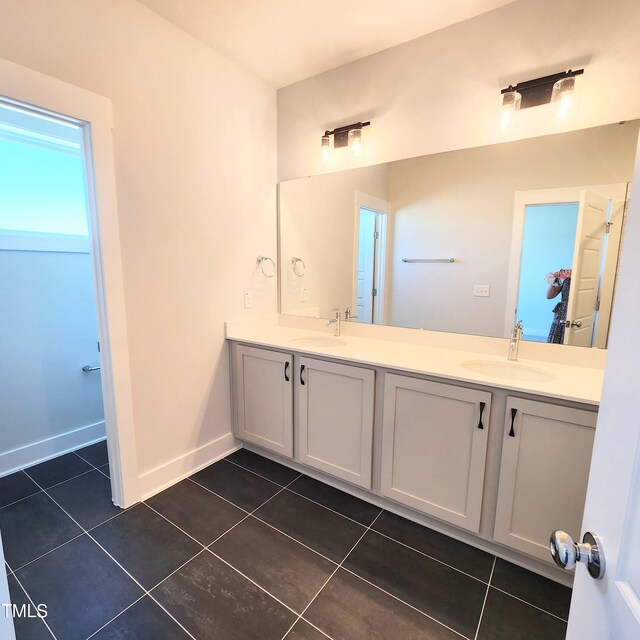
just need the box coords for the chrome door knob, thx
[549,530,605,580]
[564,320,582,328]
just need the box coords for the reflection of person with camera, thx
[546,269,572,344]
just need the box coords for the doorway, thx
[505,184,628,348]
[0,99,109,476]
[353,193,389,325]
[0,57,138,510]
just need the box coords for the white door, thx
[234,345,293,458]
[564,191,608,346]
[297,356,375,488]
[356,208,377,324]
[564,158,640,638]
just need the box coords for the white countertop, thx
[225,319,603,406]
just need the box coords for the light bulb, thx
[321,134,330,161]
[349,128,362,155]
[552,77,576,118]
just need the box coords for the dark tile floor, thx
[1,445,571,640]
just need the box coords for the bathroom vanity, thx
[227,318,602,583]
[225,119,638,584]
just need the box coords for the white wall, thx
[386,123,639,336]
[0,0,277,485]
[0,247,105,474]
[277,0,640,181]
[280,164,389,317]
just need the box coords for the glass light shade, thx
[349,128,362,154]
[551,76,576,102]
[321,134,330,161]
[501,90,522,112]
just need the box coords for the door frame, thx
[504,184,628,343]
[352,191,389,324]
[0,58,139,507]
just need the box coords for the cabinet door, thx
[297,357,375,488]
[494,397,596,562]
[234,345,293,458]
[380,374,491,532]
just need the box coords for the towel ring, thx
[257,255,275,278]
[291,257,306,277]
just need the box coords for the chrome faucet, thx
[508,320,523,361]
[344,306,352,322]
[326,308,341,336]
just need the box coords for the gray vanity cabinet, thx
[296,356,375,489]
[380,374,492,533]
[233,344,293,458]
[493,397,597,563]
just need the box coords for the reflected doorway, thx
[506,184,628,348]
[353,198,388,325]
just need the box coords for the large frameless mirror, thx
[279,121,639,348]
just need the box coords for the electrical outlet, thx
[300,287,307,301]
[473,285,491,297]
[244,291,253,309]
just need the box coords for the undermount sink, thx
[289,336,348,348]
[461,360,555,382]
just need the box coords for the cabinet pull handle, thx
[478,402,486,430]
[300,364,306,385]
[509,408,517,437]
[284,361,290,382]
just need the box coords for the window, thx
[0,101,90,251]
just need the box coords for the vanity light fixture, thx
[321,121,370,159]
[500,69,583,120]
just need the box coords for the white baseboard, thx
[0,422,106,477]
[138,432,240,501]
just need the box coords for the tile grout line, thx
[20,473,201,640]
[296,618,336,640]
[10,496,134,574]
[206,548,300,616]
[223,456,303,487]
[86,548,212,640]
[283,485,490,587]
[9,452,571,637]
[181,460,570,624]
[83,593,147,640]
[474,556,497,640]
[284,485,380,528]
[489,586,570,623]
[250,513,340,566]
[216,458,287,489]
[142,502,207,550]
[0,488,43,511]
[339,565,471,640]
[277,510,385,640]
[187,477,253,515]
[9,567,58,640]
[72,450,111,480]
[12,532,86,573]
[369,528,491,585]
[198,460,492,587]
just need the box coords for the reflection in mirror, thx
[279,121,639,347]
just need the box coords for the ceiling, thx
[137,0,516,88]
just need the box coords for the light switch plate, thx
[473,285,491,297]
[244,291,253,309]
